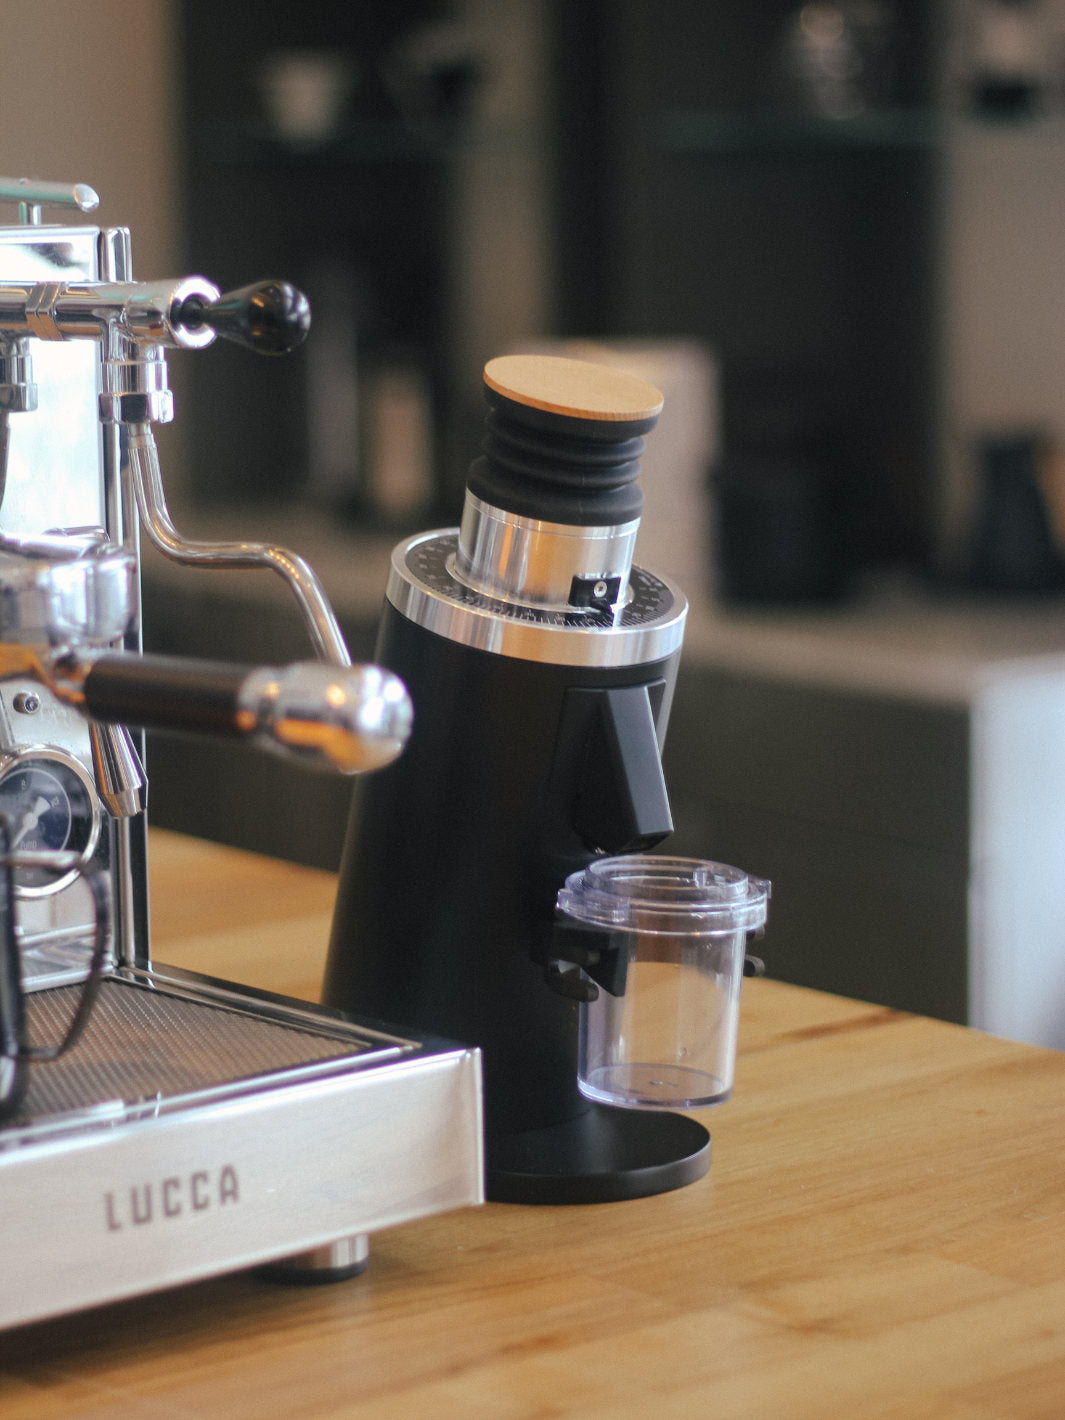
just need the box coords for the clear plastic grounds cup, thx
[555,856,770,1110]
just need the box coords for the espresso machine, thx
[326,353,715,1203]
[0,178,482,1331]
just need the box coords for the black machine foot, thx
[254,1233,371,1285]
[486,1102,711,1204]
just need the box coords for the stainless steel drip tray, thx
[12,971,408,1137]
[1,966,484,1331]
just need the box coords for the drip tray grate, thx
[16,977,386,1123]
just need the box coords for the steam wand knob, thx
[174,280,311,355]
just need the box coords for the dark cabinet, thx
[176,1,940,582]
[175,0,462,517]
[550,0,938,584]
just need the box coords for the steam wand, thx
[119,277,350,668]
[116,278,353,666]
[0,266,348,666]
[0,252,412,788]
[0,534,411,777]
[127,422,350,668]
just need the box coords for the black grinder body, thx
[326,598,682,1135]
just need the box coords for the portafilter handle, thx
[0,639,411,776]
[0,530,411,776]
[54,651,413,776]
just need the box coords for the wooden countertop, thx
[3,830,1064,1417]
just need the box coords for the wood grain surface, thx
[483,354,663,422]
[1,830,1063,1418]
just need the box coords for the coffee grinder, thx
[325,353,713,1203]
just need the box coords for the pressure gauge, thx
[0,748,101,895]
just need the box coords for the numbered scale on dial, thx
[407,534,678,629]
[0,749,100,893]
[386,530,687,671]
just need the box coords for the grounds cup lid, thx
[556,855,770,934]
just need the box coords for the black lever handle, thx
[174,279,311,355]
[79,652,412,775]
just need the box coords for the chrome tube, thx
[456,492,639,611]
[126,424,351,668]
[0,277,220,349]
[0,177,98,225]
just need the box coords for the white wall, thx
[0,0,181,278]
[938,124,1065,569]
[971,663,1065,1049]
[936,1,1065,570]
[0,1,185,480]
[447,0,553,384]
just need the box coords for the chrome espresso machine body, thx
[0,179,482,1331]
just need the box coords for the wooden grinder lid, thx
[483,354,663,425]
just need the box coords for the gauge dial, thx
[0,750,100,894]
